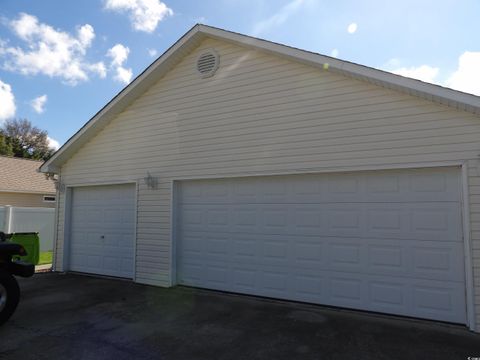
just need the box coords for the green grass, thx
[38,251,53,265]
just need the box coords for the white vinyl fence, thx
[0,206,55,252]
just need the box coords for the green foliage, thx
[0,134,13,157]
[1,119,55,161]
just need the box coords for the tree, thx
[0,134,13,157]
[1,119,55,161]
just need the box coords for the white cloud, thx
[88,62,107,78]
[331,48,339,58]
[106,43,132,85]
[384,58,401,68]
[147,48,158,57]
[0,13,105,85]
[347,22,357,34]
[104,0,173,33]
[78,24,95,47]
[47,136,60,150]
[445,51,480,96]
[114,66,133,84]
[391,65,440,84]
[107,43,129,66]
[386,51,480,96]
[30,94,47,114]
[252,0,305,36]
[0,80,16,121]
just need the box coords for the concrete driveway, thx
[1,273,479,360]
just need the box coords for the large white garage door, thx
[176,168,467,323]
[70,184,135,279]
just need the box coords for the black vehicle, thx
[0,235,34,325]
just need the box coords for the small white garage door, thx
[70,184,135,279]
[176,168,467,323]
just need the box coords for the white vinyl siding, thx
[53,38,480,328]
[0,192,56,208]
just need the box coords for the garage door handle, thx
[100,235,105,239]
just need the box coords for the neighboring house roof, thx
[0,156,55,194]
[40,24,480,173]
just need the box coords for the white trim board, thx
[168,161,465,182]
[462,163,476,331]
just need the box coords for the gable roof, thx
[0,156,55,194]
[40,24,480,173]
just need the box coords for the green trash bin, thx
[7,232,40,266]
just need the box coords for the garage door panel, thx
[329,242,362,268]
[410,280,466,322]
[369,281,406,309]
[119,233,135,249]
[182,263,466,323]
[180,203,461,242]
[205,234,230,255]
[70,184,135,279]
[293,273,323,298]
[179,255,465,323]
[177,168,466,323]
[411,244,465,280]
[180,169,460,205]
[407,170,459,195]
[233,237,258,259]
[86,254,101,269]
[180,231,464,282]
[232,267,257,290]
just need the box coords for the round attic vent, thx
[196,50,219,78]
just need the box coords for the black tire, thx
[0,269,20,326]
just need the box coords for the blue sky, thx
[0,0,479,148]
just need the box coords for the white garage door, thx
[70,184,135,279]
[176,168,467,323]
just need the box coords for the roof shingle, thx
[0,156,55,194]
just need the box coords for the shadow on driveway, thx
[1,273,479,360]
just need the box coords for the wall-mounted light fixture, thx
[144,172,158,190]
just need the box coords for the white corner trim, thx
[133,181,139,282]
[169,180,177,286]
[52,173,61,272]
[461,162,476,331]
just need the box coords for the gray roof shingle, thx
[0,156,55,194]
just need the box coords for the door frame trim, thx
[171,162,475,330]
[63,180,138,281]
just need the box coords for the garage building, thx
[40,25,480,331]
